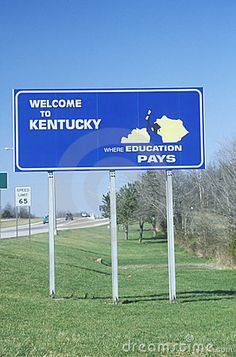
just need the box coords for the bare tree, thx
[137,171,166,238]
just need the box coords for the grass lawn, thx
[0,218,41,228]
[0,226,235,356]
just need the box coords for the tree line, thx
[0,203,34,219]
[101,140,236,266]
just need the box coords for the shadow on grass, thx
[76,247,110,257]
[65,263,111,276]
[120,290,236,304]
[179,289,236,303]
[142,238,167,244]
[57,290,236,304]
[126,237,167,243]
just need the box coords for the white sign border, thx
[13,88,205,172]
[15,186,32,207]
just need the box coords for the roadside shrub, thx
[227,233,236,265]
[175,211,235,265]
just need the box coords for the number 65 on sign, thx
[15,187,31,207]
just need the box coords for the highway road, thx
[0,217,109,239]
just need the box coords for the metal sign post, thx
[0,173,8,239]
[16,207,19,239]
[29,206,31,240]
[52,173,57,236]
[48,171,55,297]
[0,190,1,239]
[166,171,176,303]
[109,170,119,304]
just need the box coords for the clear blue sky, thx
[0,0,236,216]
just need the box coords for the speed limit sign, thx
[15,187,31,207]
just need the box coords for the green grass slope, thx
[0,226,235,356]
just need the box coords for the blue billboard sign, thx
[13,88,205,171]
